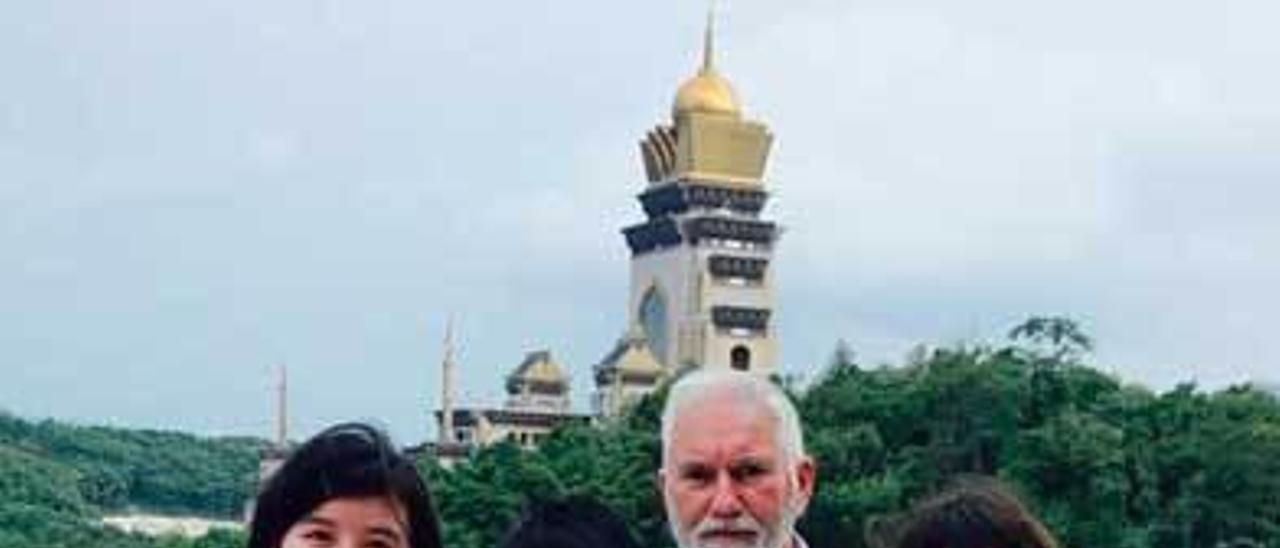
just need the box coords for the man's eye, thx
[681,467,715,485]
[730,462,769,482]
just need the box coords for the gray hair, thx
[660,369,807,466]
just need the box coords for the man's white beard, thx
[667,493,804,548]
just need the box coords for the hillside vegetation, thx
[0,413,257,547]
[4,317,1278,548]
[427,318,1280,548]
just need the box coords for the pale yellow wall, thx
[628,222,778,374]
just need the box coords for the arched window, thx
[639,286,669,362]
[731,345,751,371]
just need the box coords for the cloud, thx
[0,0,1276,441]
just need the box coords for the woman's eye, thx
[303,529,335,543]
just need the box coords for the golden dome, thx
[671,9,741,120]
[673,70,741,119]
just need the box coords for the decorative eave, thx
[683,216,777,246]
[622,217,682,255]
[436,408,591,429]
[623,215,778,256]
[638,181,768,218]
[708,254,768,281]
[710,305,771,331]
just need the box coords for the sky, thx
[2,0,1277,444]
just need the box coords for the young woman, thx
[248,422,443,548]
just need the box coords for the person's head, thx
[874,475,1059,548]
[500,495,641,548]
[659,369,816,548]
[249,422,442,548]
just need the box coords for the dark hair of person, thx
[872,475,1060,548]
[248,422,442,548]
[500,495,641,548]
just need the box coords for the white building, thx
[430,349,589,466]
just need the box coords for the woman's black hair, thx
[248,422,442,548]
[872,475,1060,548]
[500,495,641,548]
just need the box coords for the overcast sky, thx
[2,0,1277,443]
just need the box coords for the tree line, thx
[3,317,1279,548]
[426,318,1280,548]
[0,413,256,548]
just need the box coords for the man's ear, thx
[794,457,817,501]
[655,467,667,496]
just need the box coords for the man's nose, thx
[708,473,744,518]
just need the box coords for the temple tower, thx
[596,12,780,415]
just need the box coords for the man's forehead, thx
[671,444,779,467]
[672,390,778,425]
[668,397,781,454]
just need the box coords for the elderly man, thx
[659,369,817,548]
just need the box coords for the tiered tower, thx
[596,13,779,415]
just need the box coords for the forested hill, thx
[425,318,1280,548]
[0,412,261,548]
[3,317,1279,548]
[0,413,264,517]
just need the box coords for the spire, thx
[258,363,290,484]
[672,2,740,120]
[275,363,288,450]
[439,317,457,444]
[701,3,716,74]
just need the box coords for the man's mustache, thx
[691,515,766,547]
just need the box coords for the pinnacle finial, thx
[701,2,716,74]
